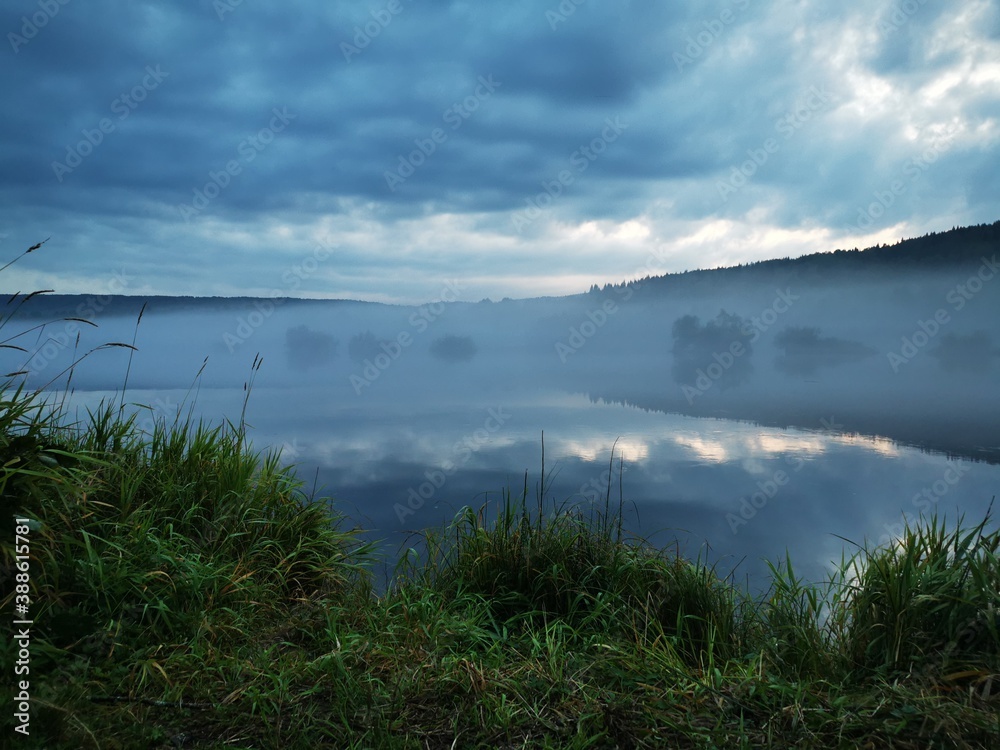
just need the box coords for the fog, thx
[3,252,998,587]
[6,258,997,465]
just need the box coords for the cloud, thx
[1,0,997,302]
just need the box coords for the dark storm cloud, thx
[1,0,997,302]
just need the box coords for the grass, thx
[2,242,999,747]
[4,396,997,749]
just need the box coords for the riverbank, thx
[2,381,998,749]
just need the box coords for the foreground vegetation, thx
[1,244,998,747]
[2,385,998,749]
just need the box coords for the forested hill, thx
[3,294,368,323]
[595,220,1000,297]
[5,221,998,317]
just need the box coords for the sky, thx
[1,0,999,304]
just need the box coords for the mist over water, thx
[5,238,999,587]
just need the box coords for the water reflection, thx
[63,383,999,593]
[670,311,755,390]
[261,390,1000,591]
[7,261,998,590]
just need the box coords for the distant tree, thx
[429,334,477,363]
[285,325,338,370]
[670,310,754,390]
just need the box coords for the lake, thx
[9,263,995,592]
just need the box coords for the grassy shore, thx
[2,381,999,749]
[1,240,997,748]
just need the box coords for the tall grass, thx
[2,380,377,748]
[2,247,375,746]
[840,508,1000,676]
[2,240,998,747]
[399,459,750,667]
[754,507,1000,688]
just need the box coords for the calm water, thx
[12,268,1000,589]
[65,377,1000,591]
